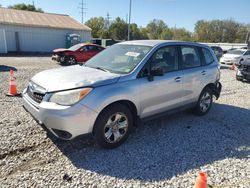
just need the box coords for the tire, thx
[236,76,243,81]
[194,87,213,116]
[93,104,133,149]
[65,56,77,65]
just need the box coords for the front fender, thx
[80,81,139,114]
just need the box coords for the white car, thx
[220,49,250,65]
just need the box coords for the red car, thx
[52,43,105,65]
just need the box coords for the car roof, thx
[119,40,209,48]
[79,43,104,48]
[229,48,247,52]
[211,46,222,49]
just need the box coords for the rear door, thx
[137,45,184,118]
[180,45,205,105]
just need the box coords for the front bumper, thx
[236,69,250,81]
[220,58,234,65]
[52,54,64,62]
[22,89,98,140]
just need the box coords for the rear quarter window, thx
[202,48,215,65]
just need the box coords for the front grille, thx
[27,86,45,104]
[243,65,250,72]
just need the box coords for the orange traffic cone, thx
[229,64,235,70]
[194,172,208,188]
[6,70,20,97]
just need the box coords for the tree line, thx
[8,3,44,13]
[86,17,250,43]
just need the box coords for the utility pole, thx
[106,12,111,38]
[106,12,111,30]
[128,0,132,41]
[246,31,250,49]
[32,1,35,7]
[78,0,87,24]
[173,24,176,40]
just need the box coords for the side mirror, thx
[151,67,164,76]
[147,67,164,81]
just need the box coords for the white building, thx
[0,7,92,53]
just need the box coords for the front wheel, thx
[93,104,133,149]
[65,56,77,65]
[194,88,213,116]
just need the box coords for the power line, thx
[78,0,87,24]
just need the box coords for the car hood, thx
[31,65,120,92]
[241,59,250,66]
[223,54,242,59]
[53,48,72,53]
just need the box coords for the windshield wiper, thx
[85,65,110,72]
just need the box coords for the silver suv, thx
[23,40,222,149]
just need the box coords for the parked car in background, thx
[23,40,221,149]
[220,49,248,65]
[52,43,105,65]
[236,59,250,82]
[234,49,250,66]
[211,46,223,60]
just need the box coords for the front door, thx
[137,45,184,118]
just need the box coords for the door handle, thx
[201,71,206,75]
[175,77,182,82]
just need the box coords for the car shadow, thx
[0,65,17,72]
[49,103,250,181]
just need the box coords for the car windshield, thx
[227,50,245,55]
[85,44,152,74]
[68,44,82,51]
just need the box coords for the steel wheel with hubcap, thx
[94,104,133,149]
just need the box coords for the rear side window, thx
[88,45,95,51]
[202,48,215,65]
[81,46,89,52]
[98,47,104,51]
[181,46,201,69]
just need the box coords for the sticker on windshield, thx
[125,52,140,57]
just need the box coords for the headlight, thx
[49,88,92,106]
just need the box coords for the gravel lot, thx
[0,57,249,188]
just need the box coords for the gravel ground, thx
[0,57,249,188]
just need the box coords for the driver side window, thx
[244,50,250,55]
[81,46,89,52]
[151,46,178,73]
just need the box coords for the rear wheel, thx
[93,104,133,149]
[194,87,213,116]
